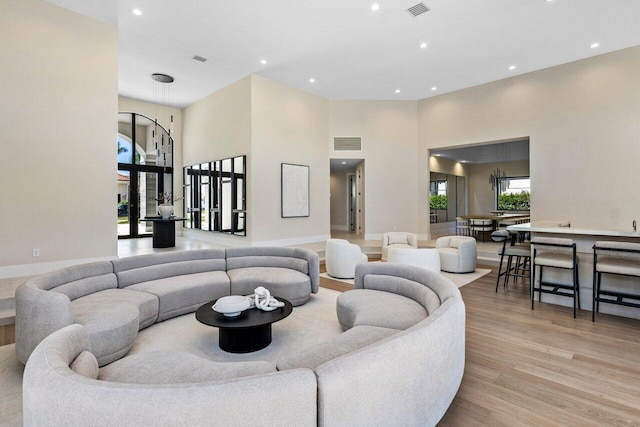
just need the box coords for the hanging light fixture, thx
[489,168,507,191]
[151,73,174,167]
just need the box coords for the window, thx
[497,176,530,210]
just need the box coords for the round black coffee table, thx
[195,297,293,353]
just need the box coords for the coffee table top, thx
[195,297,293,329]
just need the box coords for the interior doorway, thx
[330,159,365,235]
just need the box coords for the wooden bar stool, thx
[592,241,640,322]
[531,237,581,318]
[491,230,531,292]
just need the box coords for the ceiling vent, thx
[334,137,362,151]
[192,55,208,62]
[407,3,430,17]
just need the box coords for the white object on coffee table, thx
[212,295,251,317]
[254,286,285,311]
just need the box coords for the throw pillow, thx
[70,351,99,379]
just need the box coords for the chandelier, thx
[151,73,174,167]
[489,168,506,191]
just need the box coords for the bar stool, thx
[531,237,581,318]
[455,217,469,236]
[592,241,640,322]
[491,230,531,292]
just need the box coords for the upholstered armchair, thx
[325,239,368,279]
[381,232,418,261]
[435,236,477,273]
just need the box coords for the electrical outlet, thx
[32,249,40,257]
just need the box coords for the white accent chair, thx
[325,239,368,279]
[387,248,441,272]
[436,236,477,273]
[381,232,418,262]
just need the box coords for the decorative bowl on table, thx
[212,296,251,317]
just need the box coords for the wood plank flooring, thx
[320,265,640,426]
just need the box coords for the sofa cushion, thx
[337,289,427,331]
[99,350,276,384]
[71,301,139,367]
[227,267,311,306]
[72,288,159,330]
[363,274,441,315]
[70,351,99,379]
[448,237,468,249]
[388,235,409,245]
[277,325,398,371]
[126,271,230,321]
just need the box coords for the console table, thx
[140,217,186,248]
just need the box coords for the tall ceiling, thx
[44,0,640,108]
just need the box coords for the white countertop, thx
[507,222,640,238]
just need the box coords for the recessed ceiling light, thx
[260,59,267,65]
[590,42,600,49]
[433,154,441,157]
[341,161,347,165]
[395,89,401,94]
[371,3,380,11]
[460,160,469,163]
[508,65,516,70]
[132,9,142,16]
[420,42,428,49]
[431,86,437,91]
[309,78,315,83]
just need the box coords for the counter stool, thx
[531,237,581,318]
[491,230,531,292]
[592,241,640,322]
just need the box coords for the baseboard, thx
[181,229,250,247]
[252,234,332,247]
[0,256,117,279]
[365,233,430,241]
[182,230,331,248]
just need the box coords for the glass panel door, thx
[117,170,131,237]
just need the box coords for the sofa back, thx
[26,261,117,301]
[112,249,226,288]
[226,247,320,293]
[354,262,459,315]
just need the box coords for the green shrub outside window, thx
[430,194,447,210]
[498,191,530,210]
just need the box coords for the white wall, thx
[251,75,330,244]
[180,74,330,245]
[419,46,640,230]
[0,0,118,276]
[330,100,419,239]
[181,76,252,243]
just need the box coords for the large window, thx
[497,176,530,210]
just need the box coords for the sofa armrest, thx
[16,283,73,364]
[407,233,418,248]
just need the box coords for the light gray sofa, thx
[15,247,319,366]
[22,262,464,427]
[23,324,317,427]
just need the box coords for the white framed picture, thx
[281,163,309,218]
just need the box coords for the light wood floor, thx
[320,266,640,426]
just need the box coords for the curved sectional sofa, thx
[21,261,465,426]
[16,247,319,366]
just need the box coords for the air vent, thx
[407,3,430,17]
[334,137,362,151]
[192,55,208,62]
